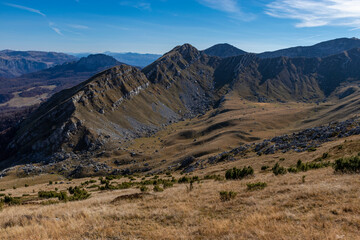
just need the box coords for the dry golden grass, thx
[3,96,360,239]
[1,157,360,239]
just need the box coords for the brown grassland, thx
[1,134,360,239]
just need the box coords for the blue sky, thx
[1,0,360,54]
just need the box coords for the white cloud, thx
[266,0,360,28]
[4,3,66,36]
[197,0,240,13]
[68,24,89,30]
[119,1,151,11]
[49,22,63,36]
[4,2,46,17]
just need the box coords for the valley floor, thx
[1,136,360,239]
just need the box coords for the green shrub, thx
[49,181,53,185]
[68,186,90,201]
[334,156,360,173]
[246,182,267,191]
[163,181,173,189]
[153,185,164,192]
[178,176,190,183]
[287,160,331,174]
[261,165,269,171]
[140,186,149,192]
[24,184,29,187]
[287,167,299,173]
[4,195,21,205]
[118,182,133,189]
[272,163,287,175]
[38,191,60,199]
[219,191,237,201]
[225,166,254,180]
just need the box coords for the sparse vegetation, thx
[225,166,254,180]
[246,182,267,191]
[261,165,269,171]
[68,186,90,201]
[334,156,360,173]
[288,160,331,173]
[140,186,149,192]
[219,191,237,201]
[272,163,287,175]
[153,185,164,192]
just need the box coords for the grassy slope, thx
[1,134,360,239]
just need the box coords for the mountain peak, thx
[203,43,247,58]
[171,43,201,61]
[77,54,119,66]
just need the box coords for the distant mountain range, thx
[71,52,161,68]
[0,54,122,105]
[258,37,360,58]
[202,37,360,59]
[0,50,76,78]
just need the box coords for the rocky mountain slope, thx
[0,50,76,78]
[203,43,247,58]
[3,43,360,174]
[259,37,360,58]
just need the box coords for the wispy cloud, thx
[119,1,151,11]
[266,0,360,28]
[4,2,66,36]
[68,24,89,30]
[196,0,255,21]
[49,22,63,36]
[4,2,46,17]
[197,0,240,13]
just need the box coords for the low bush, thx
[38,191,60,199]
[203,174,224,181]
[261,165,269,171]
[140,186,149,192]
[4,195,21,205]
[272,163,287,175]
[334,156,360,173]
[178,176,199,183]
[68,186,90,201]
[287,160,331,174]
[246,182,267,191]
[163,181,173,189]
[225,166,254,180]
[219,191,237,201]
[153,185,164,192]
